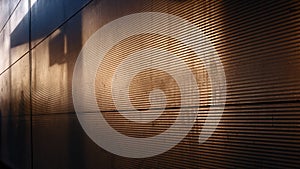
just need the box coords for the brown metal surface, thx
[0,0,300,168]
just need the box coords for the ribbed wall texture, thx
[0,0,300,168]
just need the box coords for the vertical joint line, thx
[28,0,33,168]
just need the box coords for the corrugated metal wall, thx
[0,0,300,168]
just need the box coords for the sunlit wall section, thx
[79,0,300,168]
[0,0,29,74]
[0,0,300,169]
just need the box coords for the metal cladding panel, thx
[0,0,300,169]
[0,0,29,73]
[31,21,81,115]
[32,114,89,169]
[0,54,31,169]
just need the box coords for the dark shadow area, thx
[15,90,27,168]
[10,0,89,48]
[0,161,12,169]
[9,14,29,47]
